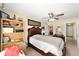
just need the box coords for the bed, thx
[28,27,66,56]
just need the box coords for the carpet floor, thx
[66,39,79,56]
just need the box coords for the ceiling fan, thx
[0,3,6,10]
[42,11,64,21]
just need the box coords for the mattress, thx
[29,34,64,56]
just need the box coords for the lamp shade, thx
[49,18,55,21]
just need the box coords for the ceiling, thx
[4,3,79,21]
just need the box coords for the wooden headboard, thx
[28,27,41,37]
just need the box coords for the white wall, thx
[41,17,79,42]
[0,4,25,19]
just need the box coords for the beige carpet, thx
[66,39,79,56]
[25,47,42,56]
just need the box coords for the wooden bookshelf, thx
[1,18,24,50]
[3,32,24,41]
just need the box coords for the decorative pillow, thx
[4,45,21,56]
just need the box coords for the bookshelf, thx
[1,18,24,50]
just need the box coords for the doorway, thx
[66,23,75,40]
[66,23,79,55]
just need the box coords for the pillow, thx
[4,45,21,56]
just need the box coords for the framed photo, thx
[28,19,41,26]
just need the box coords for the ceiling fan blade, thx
[0,3,6,10]
[54,17,59,20]
[0,3,4,9]
[56,13,64,16]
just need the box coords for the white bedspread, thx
[29,34,64,56]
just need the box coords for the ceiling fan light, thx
[49,18,55,21]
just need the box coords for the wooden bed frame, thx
[28,27,66,56]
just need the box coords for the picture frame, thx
[28,19,41,26]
